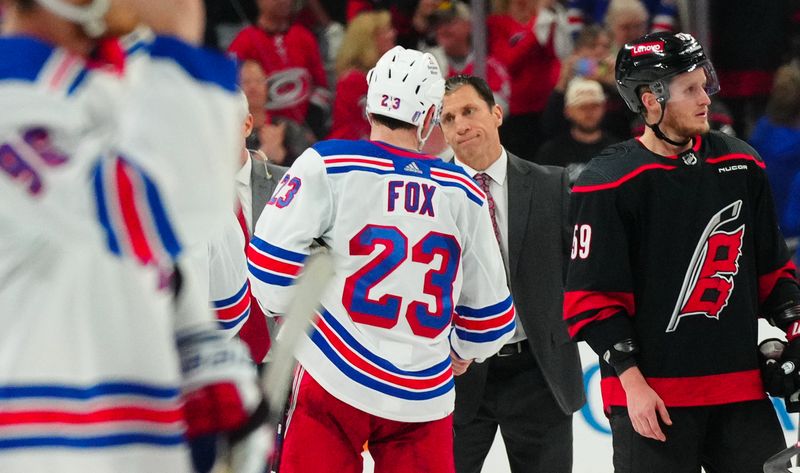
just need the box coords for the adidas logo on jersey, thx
[404,161,423,174]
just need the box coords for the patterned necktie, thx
[236,205,271,363]
[474,173,501,244]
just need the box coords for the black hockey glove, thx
[759,338,800,412]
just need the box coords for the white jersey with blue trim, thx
[184,212,251,337]
[0,32,240,472]
[250,139,515,422]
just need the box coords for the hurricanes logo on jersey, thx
[665,200,745,332]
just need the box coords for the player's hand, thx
[119,0,205,44]
[450,350,473,376]
[775,339,800,411]
[619,367,672,442]
[177,329,269,473]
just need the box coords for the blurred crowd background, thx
[3,0,799,249]
[206,0,800,249]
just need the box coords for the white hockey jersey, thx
[249,139,515,422]
[183,212,251,338]
[0,32,240,472]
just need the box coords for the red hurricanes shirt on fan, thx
[229,24,328,124]
[487,14,560,116]
[327,69,370,140]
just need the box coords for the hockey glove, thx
[759,338,790,397]
[178,329,271,473]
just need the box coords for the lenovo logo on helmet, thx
[631,41,665,57]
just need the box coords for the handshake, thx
[759,338,800,412]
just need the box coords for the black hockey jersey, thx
[564,131,799,412]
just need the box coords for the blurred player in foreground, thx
[248,45,516,473]
[0,0,268,471]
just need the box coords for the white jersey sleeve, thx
[0,34,239,266]
[449,195,516,362]
[208,212,251,337]
[248,148,333,313]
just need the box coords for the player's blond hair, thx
[335,11,392,78]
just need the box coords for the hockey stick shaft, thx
[262,251,334,425]
[764,441,800,473]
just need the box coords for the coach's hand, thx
[619,366,672,442]
[450,350,473,376]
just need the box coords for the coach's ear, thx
[493,103,503,127]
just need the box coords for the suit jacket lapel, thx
[250,153,271,230]
[507,152,533,279]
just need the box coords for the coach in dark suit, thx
[440,75,585,473]
[236,105,288,361]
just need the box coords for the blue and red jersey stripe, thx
[308,308,454,401]
[247,236,306,287]
[213,281,252,331]
[92,156,181,267]
[452,295,516,343]
[0,382,184,450]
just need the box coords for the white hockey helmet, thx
[34,0,111,38]
[366,45,445,149]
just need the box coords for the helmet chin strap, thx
[643,102,691,147]
[415,106,437,152]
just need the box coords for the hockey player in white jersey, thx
[248,45,516,473]
[0,1,268,472]
[182,94,255,339]
[183,212,252,338]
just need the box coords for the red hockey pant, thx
[280,368,455,473]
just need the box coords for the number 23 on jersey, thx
[343,225,461,339]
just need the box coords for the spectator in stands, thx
[488,0,572,161]
[536,78,617,183]
[565,0,676,37]
[541,24,634,140]
[228,0,331,138]
[784,174,800,251]
[605,0,648,53]
[749,62,800,240]
[347,0,443,49]
[295,0,346,89]
[711,0,800,137]
[328,11,396,140]
[428,1,512,115]
[239,60,315,166]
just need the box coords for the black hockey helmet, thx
[616,32,719,114]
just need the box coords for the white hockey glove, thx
[177,329,271,473]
